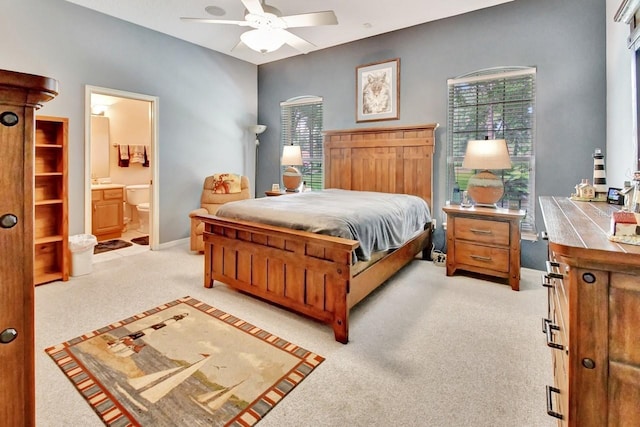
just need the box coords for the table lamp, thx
[462,138,512,207]
[282,144,303,192]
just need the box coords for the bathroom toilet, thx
[136,202,150,234]
[125,184,150,233]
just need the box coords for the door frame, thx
[83,86,160,249]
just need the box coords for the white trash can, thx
[69,234,98,276]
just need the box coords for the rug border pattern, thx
[45,296,324,427]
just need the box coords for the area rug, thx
[94,239,132,254]
[45,296,324,426]
[131,235,149,246]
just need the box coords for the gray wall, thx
[3,0,257,244]
[257,0,607,269]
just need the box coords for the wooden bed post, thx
[203,222,214,288]
[331,276,350,344]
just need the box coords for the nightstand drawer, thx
[455,241,509,272]
[455,217,510,246]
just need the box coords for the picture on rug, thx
[45,296,324,426]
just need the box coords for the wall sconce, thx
[462,138,512,207]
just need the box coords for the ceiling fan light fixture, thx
[241,29,285,53]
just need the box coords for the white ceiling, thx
[65,0,513,65]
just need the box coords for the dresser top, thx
[539,196,640,265]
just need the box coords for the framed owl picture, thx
[356,58,400,123]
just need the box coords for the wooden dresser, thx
[539,197,640,426]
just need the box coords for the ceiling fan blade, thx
[278,29,316,54]
[240,0,265,15]
[281,11,338,28]
[180,17,250,26]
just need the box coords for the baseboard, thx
[157,237,189,250]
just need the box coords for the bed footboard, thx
[199,215,433,343]
[200,215,359,343]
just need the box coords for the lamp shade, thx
[241,29,285,54]
[282,145,302,166]
[462,139,512,170]
[249,124,266,135]
[462,139,512,207]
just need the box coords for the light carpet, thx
[36,242,554,426]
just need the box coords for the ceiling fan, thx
[181,0,338,54]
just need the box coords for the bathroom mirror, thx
[90,115,110,179]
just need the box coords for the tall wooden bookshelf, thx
[34,115,68,285]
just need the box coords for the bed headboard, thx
[323,124,438,209]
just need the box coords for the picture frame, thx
[356,58,400,123]
[607,187,625,205]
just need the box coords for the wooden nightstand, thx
[443,205,525,290]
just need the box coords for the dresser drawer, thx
[553,348,569,425]
[455,241,509,272]
[455,217,510,246]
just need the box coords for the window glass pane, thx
[280,97,323,190]
[447,68,536,233]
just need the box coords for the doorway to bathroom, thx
[84,86,159,251]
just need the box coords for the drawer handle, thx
[470,254,492,262]
[541,275,553,288]
[545,385,564,420]
[545,260,563,280]
[470,228,492,235]
[545,323,564,350]
[541,317,551,334]
[540,231,549,241]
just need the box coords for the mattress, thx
[215,189,431,261]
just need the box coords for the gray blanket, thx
[216,189,431,261]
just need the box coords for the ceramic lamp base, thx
[467,170,504,207]
[283,166,302,192]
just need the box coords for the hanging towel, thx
[118,144,130,167]
[130,145,145,164]
[143,146,149,167]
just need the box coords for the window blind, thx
[280,96,324,190]
[447,67,536,234]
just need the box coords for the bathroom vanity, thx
[91,184,124,241]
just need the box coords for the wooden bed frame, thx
[197,124,438,343]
